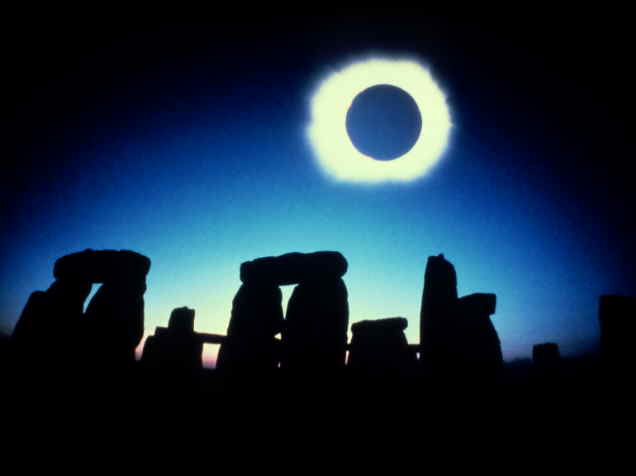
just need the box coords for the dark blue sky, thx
[4,15,634,362]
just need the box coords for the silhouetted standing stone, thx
[220,251,350,375]
[348,317,416,376]
[169,306,195,333]
[12,249,150,373]
[141,307,203,374]
[11,291,49,349]
[599,294,636,373]
[533,342,561,368]
[532,342,562,381]
[452,293,503,379]
[12,279,92,368]
[216,283,284,374]
[83,250,150,368]
[418,254,503,381]
[419,254,458,373]
[283,277,349,373]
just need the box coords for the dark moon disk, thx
[346,84,422,161]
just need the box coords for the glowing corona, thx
[307,58,452,183]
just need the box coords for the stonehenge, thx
[12,249,150,370]
[5,248,532,387]
[219,251,349,374]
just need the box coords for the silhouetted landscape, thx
[4,248,633,414]
[4,17,635,429]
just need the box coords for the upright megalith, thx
[419,254,458,373]
[81,250,151,367]
[12,253,93,368]
[169,306,196,333]
[348,317,416,376]
[11,291,50,349]
[419,254,503,380]
[216,283,284,374]
[220,251,349,374]
[599,294,636,372]
[453,293,503,378]
[283,276,349,373]
[141,307,203,374]
[12,285,90,367]
[11,249,150,371]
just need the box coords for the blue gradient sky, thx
[4,17,634,364]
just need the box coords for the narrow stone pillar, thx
[419,253,458,374]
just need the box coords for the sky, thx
[3,14,634,366]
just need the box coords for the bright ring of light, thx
[306,57,452,183]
